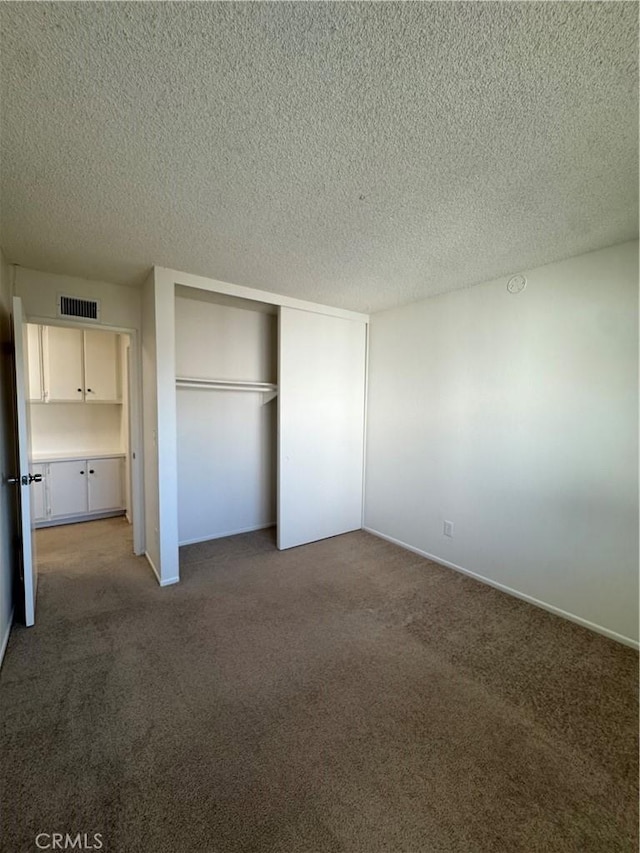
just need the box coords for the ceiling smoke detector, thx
[507,275,527,294]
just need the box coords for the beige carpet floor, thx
[0,517,637,853]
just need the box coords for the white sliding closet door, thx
[278,307,367,549]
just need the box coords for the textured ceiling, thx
[0,2,637,313]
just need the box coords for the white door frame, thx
[24,314,145,556]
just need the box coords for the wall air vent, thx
[58,295,100,321]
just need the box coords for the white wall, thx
[175,296,277,544]
[175,294,277,383]
[14,268,140,330]
[0,252,16,665]
[29,404,123,456]
[365,241,639,646]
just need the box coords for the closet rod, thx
[175,377,277,392]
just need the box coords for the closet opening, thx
[24,319,143,589]
[174,286,278,558]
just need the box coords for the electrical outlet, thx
[443,520,454,537]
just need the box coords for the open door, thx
[278,307,367,549]
[9,296,39,626]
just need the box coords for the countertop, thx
[30,451,126,463]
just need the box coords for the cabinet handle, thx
[80,470,85,475]
[77,388,82,393]
[89,469,95,474]
[86,388,92,393]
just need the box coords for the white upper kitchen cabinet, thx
[42,326,84,402]
[41,326,120,403]
[84,330,120,401]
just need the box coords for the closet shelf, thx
[176,377,277,391]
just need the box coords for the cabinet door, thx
[26,324,44,401]
[84,330,120,401]
[48,460,88,517]
[42,326,84,402]
[30,463,47,522]
[88,457,123,512]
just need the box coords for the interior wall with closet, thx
[145,266,369,585]
[175,288,278,545]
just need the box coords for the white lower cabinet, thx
[32,455,124,526]
[48,460,88,518]
[88,457,123,512]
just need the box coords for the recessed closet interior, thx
[175,286,278,546]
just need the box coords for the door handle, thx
[6,473,42,485]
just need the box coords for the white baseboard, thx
[145,551,179,587]
[35,509,126,528]
[0,608,14,670]
[363,527,639,650]
[179,522,275,547]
